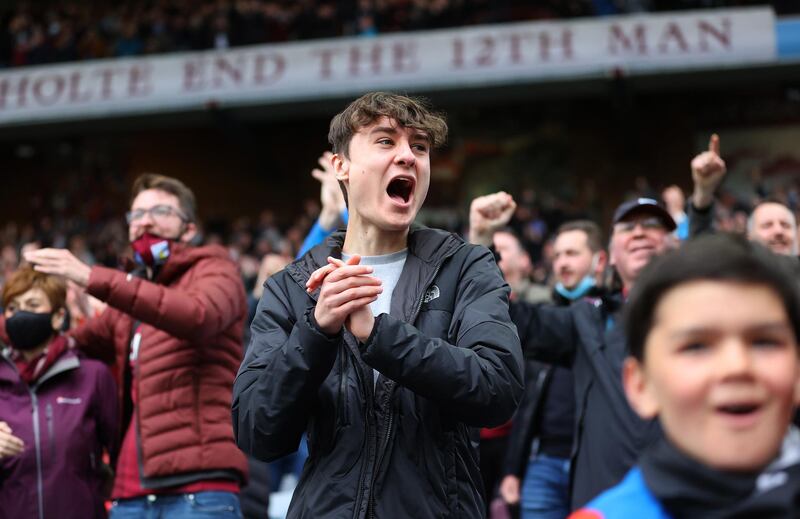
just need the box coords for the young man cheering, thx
[233,92,523,518]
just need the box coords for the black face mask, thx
[6,311,55,351]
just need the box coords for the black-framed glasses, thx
[613,216,666,234]
[126,204,187,224]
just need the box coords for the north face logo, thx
[423,285,440,304]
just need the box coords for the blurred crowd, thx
[2,153,798,313]
[1,0,798,69]
[0,95,799,519]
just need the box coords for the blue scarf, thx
[554,276,596,301]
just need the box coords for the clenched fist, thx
[469,191,517,247]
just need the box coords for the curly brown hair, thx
[328,92,448,158]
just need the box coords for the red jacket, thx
[72,243,248,488]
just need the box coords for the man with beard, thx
[688,135,799,266]
[25,174,248,518]
[747,201,798,257]
[468,192,611,518]
[503,220,607,519]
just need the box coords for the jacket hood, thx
[287,224,465,292]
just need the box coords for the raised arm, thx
[297,151,348,258]
[27,248,245,343]
[689,133,726,237]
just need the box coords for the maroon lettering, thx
[452,38,465,69]
[698,18,731,52]
[0,78,8,110]
[253,53,285,85]
[391,42,419,73]
[348,45,382,76]
[213,56,245,88]
[475,37,495,67]
[658,22,690,53]
[609,24,647,55]
[314,48,341,80]
[32,75,65,106]
[95,68,116,100]
[68,72,91,103]
[507,33,530,64]
[17,77,29,108]
[539,30,573,61]
[128,64,153,97]
[183,59,205,91]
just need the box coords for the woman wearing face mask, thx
[0,267,119,519]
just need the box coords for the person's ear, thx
[51,307,67,332]
[179,222,198,243]
[623,356,660,420]
[595,250,608,275]
[793,361,800,406]
[332,153,350,183]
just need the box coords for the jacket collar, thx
[0,348,80,387]
[640,427,800,517]
[288,224,464,299]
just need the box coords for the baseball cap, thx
[612,198,677,232]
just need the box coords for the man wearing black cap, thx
[519,197,677,510]
[609,197,677,292]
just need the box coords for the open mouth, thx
[387,177,414,204]
[715,402,763,428]
[717,403,760,415]
[629,245,654,255]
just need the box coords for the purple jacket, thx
[0,347,119,519]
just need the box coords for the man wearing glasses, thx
[518,197,677,511]
[25,174,248,518]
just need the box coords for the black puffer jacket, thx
[233,226,524,519]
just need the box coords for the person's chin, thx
[561,275,578,288]
[380,217,413,232]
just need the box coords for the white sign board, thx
[0,7,776,126]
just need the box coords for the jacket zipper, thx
[338,343,349,426]
[296,241,460,518]
[46,403,54,459]
[297,275,372,519]
[5,356,78,519]
[366,263,443,519]
[30,391,45,519]
[367,386,395,519]
[352,336,375,519]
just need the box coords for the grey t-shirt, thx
[342,249,408,388]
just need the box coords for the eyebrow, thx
[368,126,430,142]
[668,321,792,340]
[14,296,44,306]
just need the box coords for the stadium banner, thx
[0,7,776,126]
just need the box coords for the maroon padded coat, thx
[71,243,248,488]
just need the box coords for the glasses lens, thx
[642,217,664,230]
[125,210,143,224]
[151,205,173,219]
[615,222,633,233]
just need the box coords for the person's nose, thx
[131,212,154,235]
[717,340,753,380]
[394,141,416,168]
[630,222,647,237]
